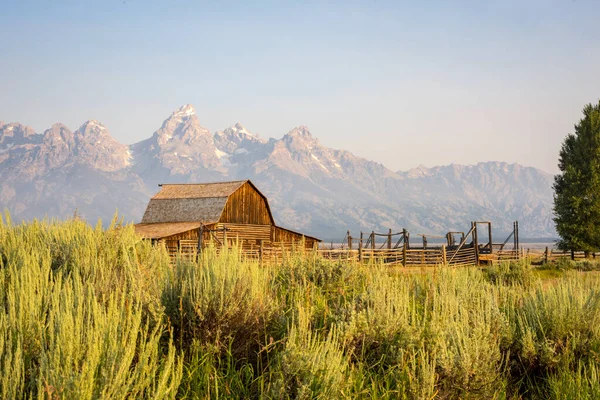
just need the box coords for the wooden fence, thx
[317,246,480,267]
[169,239,524,268]
[541,249,600,263]
[168,239,317,264]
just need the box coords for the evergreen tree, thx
[553,101,600,251]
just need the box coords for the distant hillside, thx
[0,105,556,238]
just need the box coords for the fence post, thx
[370,231,375,262]
[402,228,407,267]
[442,245,447,266]
[472,222,480,266]
[359,232,363,262]
[488,223,493,254]
[259,240,264,266]
[197,225,203,255]
[347,231,352,261]
[544,246,548,264]
[388,229,392,250]
[371,231,375,251]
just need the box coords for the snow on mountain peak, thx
[172,104,196,118]
[226,123,264,141]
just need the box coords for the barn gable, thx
[219,181,274,225]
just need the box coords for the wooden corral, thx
[319,221,522,267]
[134,180,320,260]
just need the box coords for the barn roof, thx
[140,180,274,225]
[134,222,202,239]
[141,197,228,224]
[152,181,247,199]
[274,225,322,242]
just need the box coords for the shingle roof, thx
[134,222,202,239]
[141,197,228,224]
[152,181,247,199]
[140,180,249,224]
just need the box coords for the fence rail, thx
[542,249,600,263]
[168,239,526,268]
[314,246,482,267]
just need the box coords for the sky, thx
[1,0,599,174]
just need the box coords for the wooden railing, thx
[165,239,522,268]
[542,249,599,263]
[318,246,480,267]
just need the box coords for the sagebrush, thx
[1,214,599,399]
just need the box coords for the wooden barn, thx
[134,180,320,258]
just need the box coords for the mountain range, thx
[0,104,556,239]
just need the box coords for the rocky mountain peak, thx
[78,119,106,133]
[222,123,261,139]
[214,123,267,157]
[75,120,113,144]
[171,104,196,118]
[131,104,223,175]
[233,122,248,132]
[43,123,75,147]
[406,164,434,178]
[0,123,37,145]
[151,104,211,147]
[73,121,130,171]
[285,125,313,138]
[282,126,319,153]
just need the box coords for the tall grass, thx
[0,214,181,399]
[1,213,599,398]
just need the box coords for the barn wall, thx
[271,226,318,249]
[154,223,317,254]
[158,225,216,255]
[219,182,273,225]
[210,223,271,251]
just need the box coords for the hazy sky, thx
[1,0,599,174]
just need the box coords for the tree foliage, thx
[554,100,600,251]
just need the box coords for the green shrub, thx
[483,260,534,287]
[162,246,280,361]
[547,361,600,399]
[0,213,182,399]
[267,307,350,399]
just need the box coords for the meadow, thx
[1,215,600,399]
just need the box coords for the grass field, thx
[1,215,600,399]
